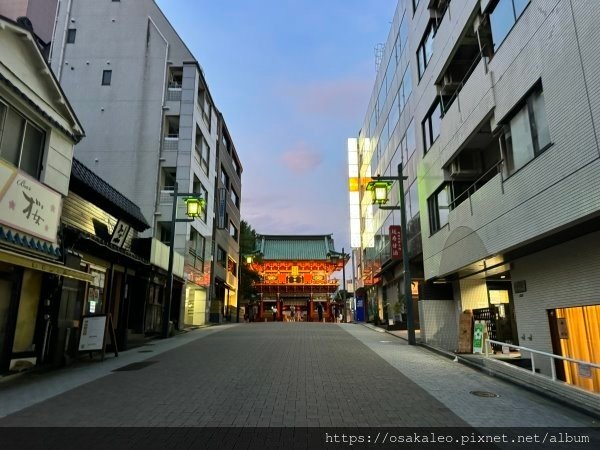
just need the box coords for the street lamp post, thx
[365,163,416,345]
[162,181,205,339]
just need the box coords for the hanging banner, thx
[390,225,402,260]
[0,160,62,243]
[217,187,226,229]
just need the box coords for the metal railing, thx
[440,45,488,115]
[485,338,600,382]
[448,159,504,211]
[166,88,182,102]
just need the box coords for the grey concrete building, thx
[350,0,599,394]
[6,0,243,327]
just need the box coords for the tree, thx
[239,220,261,302]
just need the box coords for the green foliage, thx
[240,220,261,301]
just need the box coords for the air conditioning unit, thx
[449,152,482,177]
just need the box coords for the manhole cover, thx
[470,390,500,398]
[137,350,153,353]
[112,361,157,372]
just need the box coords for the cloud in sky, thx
[299,78,373,119]
[277,77,374,121]
[279,142,322,174]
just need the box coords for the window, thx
[385,56,396,94]
[230,189,240,209]
[0,101,45,178]
[417,21,435,79]
[490,0,530,52]
[189,228,205,261]
[195,133,210,176]
[102,70,112,86]
[501,84,551,175]
[422,100,442,153]
[161,167,176,190]
[389,92,400,137]
[413,0,421,14]
[408,181,419,218]
[192,177,209,223]
[217,246,227,267]
[428,184,450,234]
[399,14,409,50]
[406,120,416,161]
[229,221,238,241]
[227,257,237,275]
[232,156,240,177]
[157,222,172,245]
[197,87,211,130]
[402,67,413,104]
[220,165,230,189]
[67,29,76,44]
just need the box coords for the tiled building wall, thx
[421,0,600,279]
[510,230,600,377]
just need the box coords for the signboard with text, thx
[110,220,131,248]
[390,225,402,260]
[0,160,62,243]
[78,315,107,351]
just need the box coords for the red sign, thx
[390,225,402,260]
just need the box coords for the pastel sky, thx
[156,0,397,253]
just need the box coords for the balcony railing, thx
[166,87,182,102]
[159,188,174,203]
[440,46,488,116]
[163,135,179,151]
[448,159,504,211]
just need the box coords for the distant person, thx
[272,306,277,322]
[317,303,324,322]
[290,306,296,322]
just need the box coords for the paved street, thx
[0,322,595,430]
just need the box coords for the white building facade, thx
[351,0,600,394]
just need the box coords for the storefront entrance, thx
[548,305,599,393]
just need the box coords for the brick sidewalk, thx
[0,323,595,428]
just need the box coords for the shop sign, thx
[0,160,62,243]
[473,320,485,354]
[110,219,131,248]
[389,225,402,260]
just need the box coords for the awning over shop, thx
[0,248,94,282]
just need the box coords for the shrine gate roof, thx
[256,234,336,261]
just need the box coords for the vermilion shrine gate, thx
[247,234,348,321]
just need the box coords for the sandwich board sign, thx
[473,320,485,354]
[78,314,118,360]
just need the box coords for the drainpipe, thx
[55,0,72,81]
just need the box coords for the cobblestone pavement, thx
[0,323,596,429]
